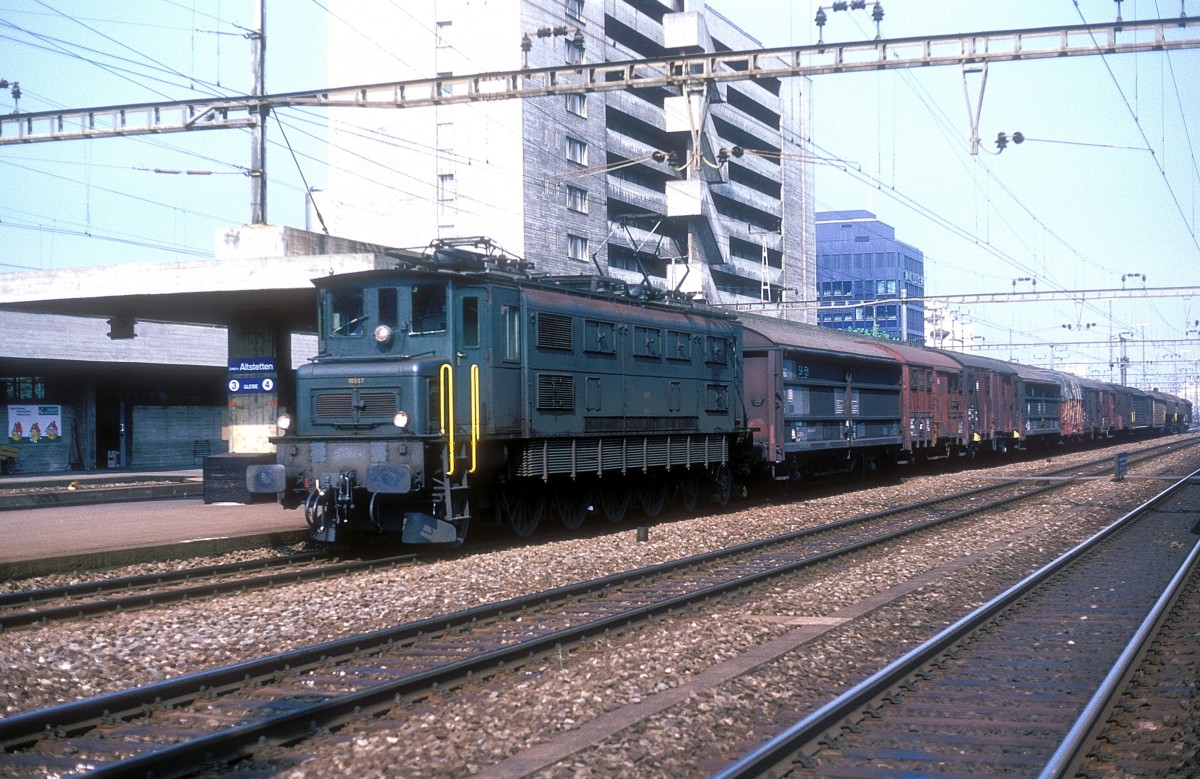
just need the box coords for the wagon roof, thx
[740,313,901,363]
[932,350,1023,376]
[847,337,963,371]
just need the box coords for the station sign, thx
[228,358,276,373]
[227,356,276,394]
[227,377,276,394]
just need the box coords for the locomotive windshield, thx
[328,288,366,336]
[320,281,451,346]
[410,283,447,334]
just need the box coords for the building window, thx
[565,93,587,117]
[437,173,455,203]
[567,233,588,261]
[566,0,584,21]
[437,72,453,97]
[565,36,584,64]
[2,376,46,402]
[436,21,452,48]
[437,173,456,228]
[565,136,587,165]
[566,185,588,213]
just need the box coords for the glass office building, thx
[815,210,925,343]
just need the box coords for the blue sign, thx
[228,358,276,373]
[228,377,276,394]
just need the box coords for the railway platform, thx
[0,468,307,579]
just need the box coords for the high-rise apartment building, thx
[317,0,814,310]
[815,210,926,343]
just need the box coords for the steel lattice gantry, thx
[2,16,1198,145]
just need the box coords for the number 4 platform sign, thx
[227,358,276,394]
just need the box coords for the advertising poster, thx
[7,405,62,444]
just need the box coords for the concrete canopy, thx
[0,252,405,332]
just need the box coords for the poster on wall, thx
[7,405,62,444]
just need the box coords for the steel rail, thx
[0,551,329,609]
[711,466,1200,779]
[0,553,414,630]
[72,467,1149,777]
[0,440,1188,771]
[1039,505,1200,779]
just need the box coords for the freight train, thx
[246,239,1192,545]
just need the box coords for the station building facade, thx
[0,311,315,474]
[1,313,230,473]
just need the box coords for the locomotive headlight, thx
[393,411,409,429]
[374,324,394,344]
[277,413,293,432]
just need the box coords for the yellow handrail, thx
[470,363,480,473]
[439,363,455,475]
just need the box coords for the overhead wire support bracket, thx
[962,62,988,156]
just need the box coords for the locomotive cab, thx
[248,268,490,545]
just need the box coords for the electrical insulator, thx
[814,7,827,28]
[851,0,866,9]
[872,2,884,24]
[832,1,848,11]
[652,151,667,162]
[731,145,744,157]
[1012,131,1025,144]
[107,315,136,340]
[996,132,1008,151]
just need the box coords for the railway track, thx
[4,439,1182,635]
[0,551,415,631]
[714,466,1200,778]
[0,440,1190,776]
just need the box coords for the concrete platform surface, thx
[0,493,308,579]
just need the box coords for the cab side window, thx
[461,297,480,349]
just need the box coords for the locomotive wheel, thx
[635,481,668,518]
[678,473,700,512]
[709,463,732,507]
[551,486,590,531]
[500,487,544,538]
[598,484,631,524]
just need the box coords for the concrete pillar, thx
[225,313,293,453]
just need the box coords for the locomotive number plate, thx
[347,377,366,385]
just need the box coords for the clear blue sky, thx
[2,1,1198,391]
[710,0,1200,390]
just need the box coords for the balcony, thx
[606,175,666,214]
[607,90,665,133]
